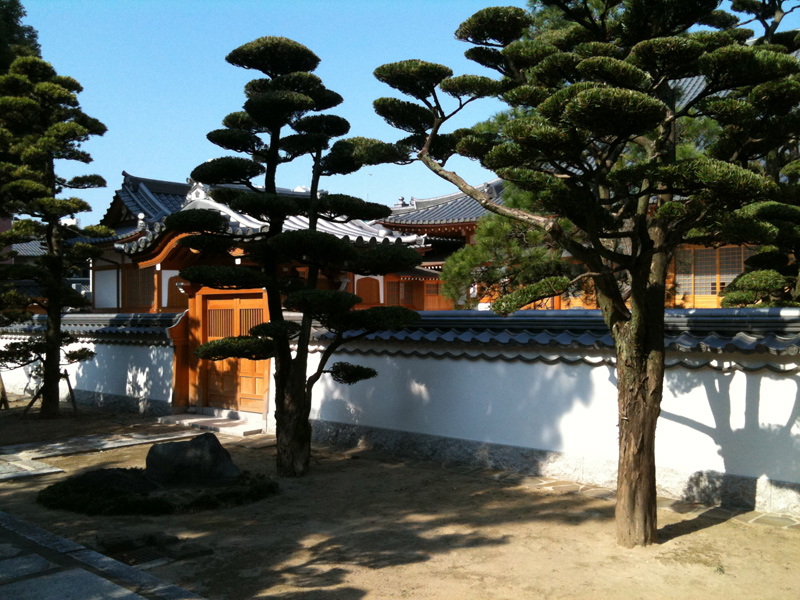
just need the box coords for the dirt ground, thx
[1,402,799,599]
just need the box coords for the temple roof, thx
[383,180,503,226]
[108,173,427,257]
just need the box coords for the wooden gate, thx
[202,293,269,413]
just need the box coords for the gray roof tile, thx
[1,312,185,346]
[384,180,504,226]
[325,308,800,356]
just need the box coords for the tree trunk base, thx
[276,417,312,477]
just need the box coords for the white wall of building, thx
[3,330,798,513]
[161,269,180,307]
[93,269,119,310]
[1,338,174,414]
[309,344,800,513]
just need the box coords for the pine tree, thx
[166,37,420,476]
[0,51,109,418]
[0,0,40,72]
[715,0,800,307]
[0,0,40,410]
[373,1,798,546]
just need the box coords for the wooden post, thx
[63,369,79,414]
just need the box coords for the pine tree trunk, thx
[275,360,311,477]
[39,301,63,419]
[39,173,63,419]
[614,338,663,547]
[0,373,9,410]
[275,365,312,476]
[611,285,666,547]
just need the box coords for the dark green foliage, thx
[180,265,269,289]
[249,320,301,339]
[328,305,419,333]
[374,60,453,101]
[0,0,40,73]
[37,468,279,516]
[373,0,800,545]
[328,362,377,385]
[196,336,276,360]
[207,128,264,154]
[318,193,392,221]
[0,46,106,417]
[373,97,435,134]
[165,209,230,233]
[293,114,350,137]
[170,36,419,477]
[322,137,409,176]
[226,36,320,77]
[269,230,358,265]
[350,243,422,275]
[283,290,361,318]
[244,90,317,129]
[190,156,265,185]
[177,233,236,255]
[228,192,300,220]
[440,75,505,100]
[455,6,533,46]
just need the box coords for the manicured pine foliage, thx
[718,1,800,307]
[166,37,420,477]
[373,0,800,547]
[0,3,110,418]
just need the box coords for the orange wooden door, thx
[203,294,269,413]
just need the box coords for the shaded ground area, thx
[1,407,799,599]
[0,396,172,445]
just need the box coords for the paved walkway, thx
[0,431,199,482]
[0,511,204,599]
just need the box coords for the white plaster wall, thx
[161,269,180,307]
[93,269,118,309]
[72,343,174,403]
[0,338,174,405]
[310,345,800,490]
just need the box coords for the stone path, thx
[0,431,198,482]
[0,511,204,599]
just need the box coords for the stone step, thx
[156,415,263,437]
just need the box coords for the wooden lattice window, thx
[208,309,234,339]
[387,281,413,306]
[240,308,263,336]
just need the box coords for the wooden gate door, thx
[203,294,269,413]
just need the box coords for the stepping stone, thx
[753,515,796,528]
[0,457,63,481]
[0,568,146,599]
[0,543,21,559]
[0,554,58,583]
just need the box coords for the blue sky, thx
[21,1,800,225]
[23,0,524,224]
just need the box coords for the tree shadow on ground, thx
[1,438,618,599]
[162,444,615,599]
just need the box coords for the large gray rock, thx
[146,432,240,485]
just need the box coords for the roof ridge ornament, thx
[185,179,212,207]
